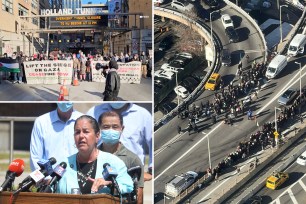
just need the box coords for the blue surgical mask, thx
[57,102,73,112]
[109,103,126,109]
[99,129,121,146]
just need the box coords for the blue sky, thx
[81,0,107,4]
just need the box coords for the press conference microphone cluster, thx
[0,159,25,192]
[102,163,121,196]
[13,157,56,195]
[40,162,67,193]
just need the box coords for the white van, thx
[265,55,287,79]
[287,34,306,56]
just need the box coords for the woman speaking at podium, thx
[56,115,133,195]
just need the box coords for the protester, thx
[140,51,148,78]
[103,60,120,101]
[30,102,83,170]
[56,115,133,195]
[98,111,144,203]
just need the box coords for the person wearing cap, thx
[103,60,120,101]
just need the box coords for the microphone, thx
[14,157,56,195]
[0,159,25,192]
[127,166,141,182]
[102,163,120,195]
[41,162,67,193]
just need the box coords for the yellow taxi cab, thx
[204,73,221,91]
[266,172,289,190]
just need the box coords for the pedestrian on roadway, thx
[247,109,253,120]
[177,125,182,134]
[246,55,249,63]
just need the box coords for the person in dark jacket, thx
[104,60,120,101]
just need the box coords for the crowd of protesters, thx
[0,50,152,84]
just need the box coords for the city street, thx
[0,78,152,101]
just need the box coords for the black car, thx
[158,102,177,114]
[159,35,174,51]
[221,49,231,66]
[203,0,220,10]
[168,56,192,70]
[225,27,239,43]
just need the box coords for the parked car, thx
[221,14,234,29]
[165,171,198,197]
[266,172,289,190]
[278,88,298,105]
[155,70,175,80]
[225,27,239,43]
[174,85,190,98]
[171,0,194,12]
[297,150,306,166]
[159,35,174,51]
[203,0,220,10]
[221,49,231,66]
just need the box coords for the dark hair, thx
[74,115,100,134]
[98,111,123,127]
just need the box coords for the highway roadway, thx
[254,157,306,204]
[154,2,304,204]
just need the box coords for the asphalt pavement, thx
[190,111,306,204]
[0,77,152,101]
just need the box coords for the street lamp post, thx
[203,132,211,169]
[295,62,302,114]
[210,11,218,45]
[172,70,179,106]
[280,5,288,43]
[275,107,281,148]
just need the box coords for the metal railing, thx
[0,117,36,164]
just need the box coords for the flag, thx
[0,58,20,73]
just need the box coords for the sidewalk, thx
[0,78,152,101]
[191,112,306,204]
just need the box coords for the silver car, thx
[278,88,298,105]
[171,0,194,12]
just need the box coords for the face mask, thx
[99,129,121,146]
[110,103,126,109]
[57,102,73,112]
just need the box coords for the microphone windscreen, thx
[103,163,110,169]
[8,159,25,177]
[49,157,57,165]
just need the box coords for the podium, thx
[0,192,123,204]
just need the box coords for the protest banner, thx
[92,61,141,84]
[24,61,73,84]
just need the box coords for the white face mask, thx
[109,103,126,109]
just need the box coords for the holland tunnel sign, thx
[50,15,108,29]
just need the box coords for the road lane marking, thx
[256,66,306,116]
[275,199,281,204]
[287,188,299,204]
[275,174,306,201]
[155,131,187,156]
[298,180,306,192]
[154,122,223,180]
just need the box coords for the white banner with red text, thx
[24,61,73,85]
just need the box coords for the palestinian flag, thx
[0,58,20,73]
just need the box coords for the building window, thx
[2,0,13,14]
[32,13,38,25]
[18,4,29,17]
[31,0,38,10]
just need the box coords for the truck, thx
[165,171,198,197]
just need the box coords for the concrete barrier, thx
[154,7,218,129]
[224,128,306,204]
